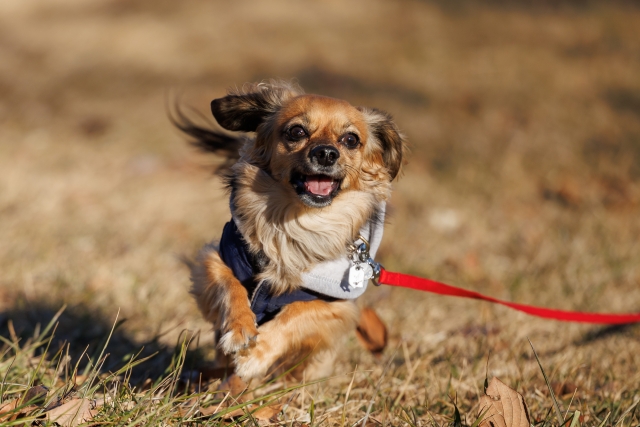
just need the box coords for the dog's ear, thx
[211,82,302,132]
[359,107,406,180]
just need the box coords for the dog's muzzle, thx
[290,172,342,207]
[290,145,345,208]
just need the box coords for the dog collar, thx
[298,203,385,299]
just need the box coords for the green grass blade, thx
[471,407,490,427]
[614,398,639,427]
[528,338,564,427]
[596,412,611,427]
[309,398,315,426]
[568,410,580,427]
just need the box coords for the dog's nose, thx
[309,145,340,167]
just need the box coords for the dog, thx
[179,80,405,382]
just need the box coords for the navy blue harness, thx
[218,220,336,325]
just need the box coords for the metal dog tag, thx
[348,264,366,288]
[362,263,374,280]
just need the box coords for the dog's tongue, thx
[304,175,335,196]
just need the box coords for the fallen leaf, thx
[0,399,19,420]
[477,377,530,427]
[356,307,388,356]
[212,373,254,403]
[0,399,39,422]
[252,403,282,425]
[552,381,578,397]
[23,385,49,406]
[46,398,95,427]
[200,405,247,419]
[220,374,248,396]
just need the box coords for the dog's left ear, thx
[359,107,406,180]
[211,81,302,132]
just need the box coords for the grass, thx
[1,311,638,426]
[2,314,636,426]
[1,0,640,425]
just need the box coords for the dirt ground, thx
[1,0,639,425]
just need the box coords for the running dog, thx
[180,80,404,382]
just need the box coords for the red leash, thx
[379,269,640,324]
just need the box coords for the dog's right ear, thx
[211,82,302,132]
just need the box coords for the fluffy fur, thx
[181,81,405,381]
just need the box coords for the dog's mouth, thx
[290,172,342,207]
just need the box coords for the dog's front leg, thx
[234,299,359,381]
[190,246,258,355]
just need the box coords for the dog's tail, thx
[170,104,245,174]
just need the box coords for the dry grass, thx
[1,0,639,425]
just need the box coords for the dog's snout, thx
[309,145,340,167]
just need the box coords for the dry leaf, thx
[0,399,39,422]
[213,373,253,403]
[219,374,248,396]
[46,398,95,427]
[201,375,252,420]
[552,381,578,397]
[0,385,49,422]
[200,405,246,419]
[253,403,282,425]
[356,307,388,356]
[0,399,19,420]
[477,377,530,427]
[23,385,49,406]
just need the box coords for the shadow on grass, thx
[0,299,209,385]
[574,322,640,346]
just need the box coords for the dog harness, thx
[218,204,385,325]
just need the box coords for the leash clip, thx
[353,235,383,286]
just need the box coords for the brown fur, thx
[184,81,406,382]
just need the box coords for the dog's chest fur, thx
[229,161,387,294]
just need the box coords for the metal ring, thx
[356,235,370,250]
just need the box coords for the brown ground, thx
[1,0,639,425]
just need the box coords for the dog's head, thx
[210,81,405,208]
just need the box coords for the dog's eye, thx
[340,133,360,149]
[287,125,307,140]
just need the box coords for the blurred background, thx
[1,0,639,389]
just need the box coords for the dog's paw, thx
[218,310,259,355]
[233,340,273,381]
